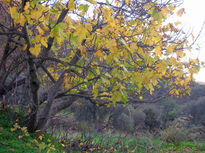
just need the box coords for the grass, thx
[52,131,205,153]
[0,108,66,153]
[1,107,205,153]
[164,141,205,152]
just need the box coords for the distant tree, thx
[144,108,159,130]
[0,0,201,132]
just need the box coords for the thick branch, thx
[36,1,70,67]
[36,69,71,130]
[50,91,86,116]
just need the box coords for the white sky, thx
[180,0,205,82]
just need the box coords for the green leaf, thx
[87,0,97,5]
[106,0,109,5]
[78,4,89,15]
[152,8,159,19]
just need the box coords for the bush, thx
[182,96,205,125]
[71,99,110,122]
[159,98,180,127]
[132,110,145,128]
[160,125,188,143]
[143,109,159,130]
[71,99,113,132]
[113,113,134,132]
[111,105,145,133]
[71,100,95,122]
[77,121,95,133]
[200,114,205,126]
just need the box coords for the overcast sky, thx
[180,0,205,82]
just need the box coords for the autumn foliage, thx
[0,0,200,132]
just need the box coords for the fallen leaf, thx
[9,148,15,152]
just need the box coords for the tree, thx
[0,0,200,132]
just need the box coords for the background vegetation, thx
[0,0,205,152]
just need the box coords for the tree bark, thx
[35,71,65,130]
[50,96,79,116]
[26,55,40,133]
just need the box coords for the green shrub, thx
[160,125,188,144]
[111,106,145,133]
[115,113,134,132]
[144,108,159,130]
[77,121,95,132]
[132,110,145,128]
[71,99,110,122]
[183,96,205,125]
[159,98,180,127]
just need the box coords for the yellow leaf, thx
[94,50,103,58]
[18,135,24,139]
[37,26,44,35]
[139,96,143,100]
[34,35,41,43]
[80,142,83,146]
[114,0,120,5]
[30,8,43,20]
[29,44,41,57]
[21,127,27,132]
[180,80,184,86]
[18,13,26,26]
[168,5,175,11]
[55,37,62,45]
[64,83,72,90]
[39,135,43,140]
[149,84,154,95]
[22,44,27,51]
[10,128,16,132]
[2,0,10,6]
[41,37,48,48]
[176,8,185,17]
[174,21,181,26]
[75,102,83,106]
[155,46,162,56]
[125,0,129,6]
[78,45,87,57]
[35,130,41,133]
[64,76,72,90]
[9,6,18,19]
[68,0,75,11]
[74,25,89,42]
[161,8,169,16]
[33,139,38,145]
[50,146,56,150]
[175,90,179,95]
[105,72,112,78]
[93,84,99,99]
[106,104,110,108]
[24,2,30,11]
[169,90,175,95]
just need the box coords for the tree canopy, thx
[0,0,200,132]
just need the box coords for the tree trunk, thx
[35,72,65,131]
[26,54,40,133]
